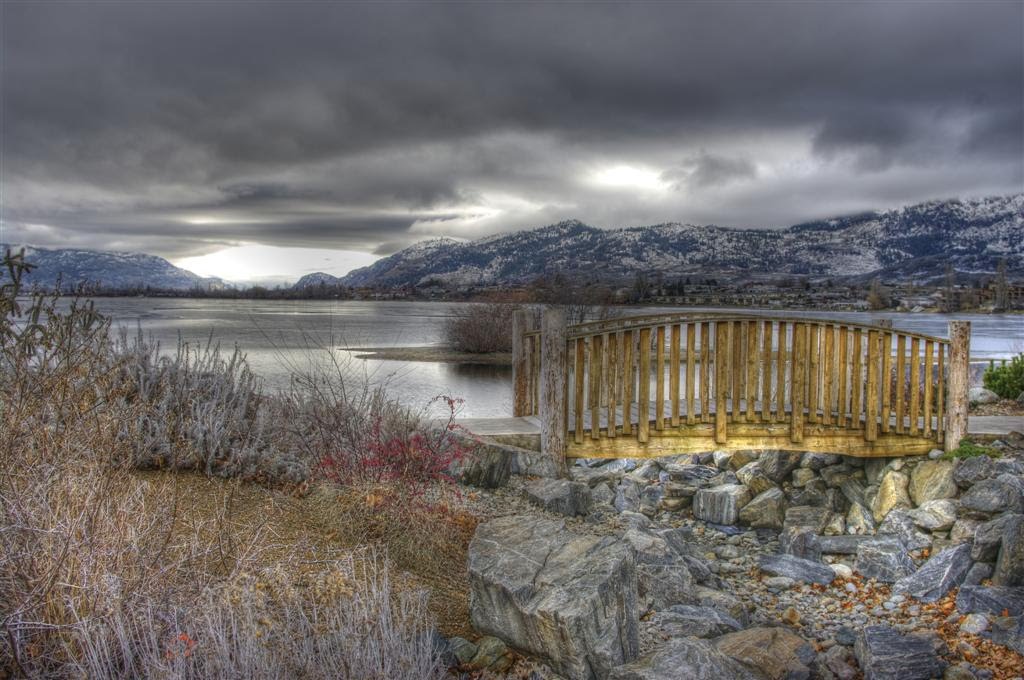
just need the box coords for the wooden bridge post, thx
[540,306,569,478]
[945,320,971,453]
[512,309,530,416]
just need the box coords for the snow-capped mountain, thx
[340,195,1024,287]
[0,244,222,290]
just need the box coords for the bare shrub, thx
[1,249,447,677]
[443,302,516,353]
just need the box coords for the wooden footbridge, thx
[462,309,994,476]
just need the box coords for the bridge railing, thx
[512,308,971,468]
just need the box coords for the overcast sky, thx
[1,1,1021,282]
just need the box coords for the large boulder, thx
[735,462,777,495]
[968,387,999,404]
[906,499,958,532]
[614,479,642,514]
[971,513,1017,562]
[525,478,592,516]
[468,516,639,680]
[693,484,752,525]
[784,505,831,533]
[877,509,932,551]
[759,451,803,482]
[715,627,816,680]
[854,625,945,680]
[960,474,1024,515]
[855,537,915,583]
[608,638,759,680]
[994,514,1024,586]
[908,459,957,505]
[621,528,695,612]
[893,544,973,602]
[955,585,1024,616]
[759,553,835,585]
[953,455,994,488]
[447,435,513,487]
[871,470,912,523]
[738,488,787,529]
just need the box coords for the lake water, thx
[85,298,1023,418]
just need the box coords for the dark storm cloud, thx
[1,0,1021,264]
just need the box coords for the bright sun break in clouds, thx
[589,165,668,192]
[174,244,379,285]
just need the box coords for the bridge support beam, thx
[945,320,970,454]
[512,309,530,417]
[540,306,568,478]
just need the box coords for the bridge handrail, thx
[565,312,950,346]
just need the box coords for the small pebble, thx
[781,606,801,626]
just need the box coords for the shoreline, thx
[350,346,512,365]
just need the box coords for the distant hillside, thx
[339,194,1024,288]
[292,272,344,289]
[1,244,223,291]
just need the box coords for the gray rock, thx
[784,504,832,532]
[467,636,513,672]
[645,605,743,639]
[907,499,958,532]
[971,514,1017,562]
[953,456,994,488]
[820,463,858,487]
[960,613,989,634]
[592,482,616,507]
[693,484,752,525]
[908,459,958,505]
[893,544,973,602]
[791,468,818,487]
[789,479,829,507]
[738,487,787,529]
[865,458,889,485]
[693,585,748,624]
[571,465,624,488]
[854,625,946,680]
[525,478,592,516]
[714,626,817,680]
[735,462,778,495]
[760,451,804,482]
[989,615,1024,655]
[447,636,478,665]
[824,512,846,536]
[614,479,642,514]
[468,515,639,680]
[969,387,999,404]
[819,534,868,554]
[878,509,932,551]
[955,585,1024,616]
[759,553,835,585]
[780,526,822,560]
[950,518,982,545]
[819,645,858,680]
[622,528,695,612]
[855,537,916,583]
[713,450,734,470]
[801,452,840,470]
[608,637,759,680]
[447,435,513,487]
[664,463,719,483]
[639,484,664,518]
[963,562,993,586]
[993,514,1024,586]
[960,474,1024,515]
[511,445,562,478]
[839,478,867,506]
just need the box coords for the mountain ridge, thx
[1,244,224,291]
[338,194,1024,288]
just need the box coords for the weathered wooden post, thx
[540,306,569,478]
[945,320,971,453]
[512,308,530,416]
